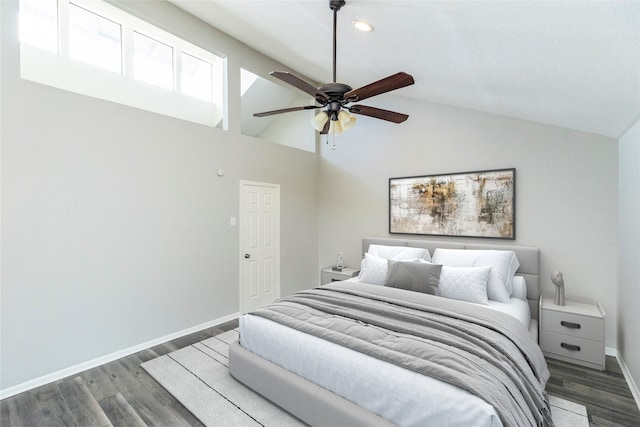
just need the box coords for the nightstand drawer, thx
[540,331,605,367]
[321,267,359,285]
[323,271,351,283]
[541,309,603,341]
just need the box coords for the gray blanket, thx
[250,281,553,427]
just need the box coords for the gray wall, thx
[317,95,619,349]
[618,120,640,393]
[1,0,318,391]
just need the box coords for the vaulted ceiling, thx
[169,0,639,139]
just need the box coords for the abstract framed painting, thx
[389,168,515,239]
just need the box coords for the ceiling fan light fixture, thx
[311,111,329,131]
[352,20,374,32]
[329,119,344,135]
[338,110,357,130]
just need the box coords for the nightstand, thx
[539,294,605,370]
[321,266,359,285]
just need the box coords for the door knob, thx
[244,254,251,259]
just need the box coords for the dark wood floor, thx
[1,320,239,427]
[2,320,639,427]
[546,355,640,427]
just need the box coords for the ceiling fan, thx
[253,0,415,135]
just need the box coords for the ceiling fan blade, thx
[253,105,318,117]
[349,105,409,123]
[270,71,330,104]
[320,119,330,134]
[344,72,415,103]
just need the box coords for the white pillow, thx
[505,253,520,296]
[358,253,388,285]
[511,276,527,301]
[431,249,512,303]
[367,244,431,262]
[437,265,491,305]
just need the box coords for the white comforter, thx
[240,280,540,427]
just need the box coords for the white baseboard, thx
[0,312,240,400]
[614,349,640,411]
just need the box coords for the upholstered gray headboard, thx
[362,237,540,320]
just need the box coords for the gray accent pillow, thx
[384,260,442,295]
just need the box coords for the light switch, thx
[230,217,236,226]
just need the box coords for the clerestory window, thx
[19,0,225,128]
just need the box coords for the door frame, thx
[239,180,281,314]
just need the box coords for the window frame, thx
[19,0,226,128]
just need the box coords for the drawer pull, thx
[561,321,581,329]
[561,342,581,352]
[331,278,340,282]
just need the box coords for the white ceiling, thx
[169,0,639,139]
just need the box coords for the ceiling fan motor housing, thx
[319,82,352,100]
[329,0,346,12]
[319,82,353,119]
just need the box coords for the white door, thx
[239,181,280,313]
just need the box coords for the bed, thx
[229,237,550,427]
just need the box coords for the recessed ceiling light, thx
[352,20,374,32]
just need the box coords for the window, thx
[19,0,58,53]
[19,0,225,128]
[69,4,122,73]
[181,52,212,102]
[134,32,173,90]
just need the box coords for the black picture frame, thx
[389,168,516,239]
